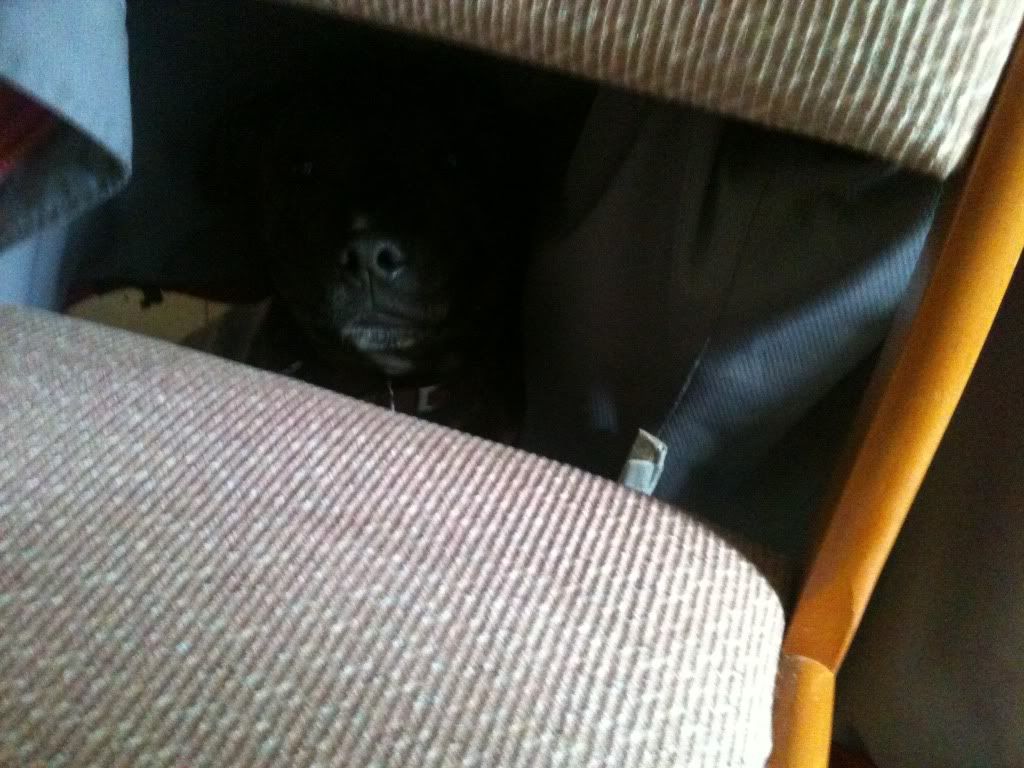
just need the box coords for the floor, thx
[67,288,230,343]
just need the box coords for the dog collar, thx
[378,380,451,416]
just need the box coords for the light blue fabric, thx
[0,225,68,308]
[0,0,131,251]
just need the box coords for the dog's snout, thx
[340,237,408,281]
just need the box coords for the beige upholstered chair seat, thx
[0,307,784,767]
[283,0,1024,177]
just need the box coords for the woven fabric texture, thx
[280,0,1022,177]
[0,307,784,768]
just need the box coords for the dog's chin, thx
[340,324,439,351]
[337,323,453,378]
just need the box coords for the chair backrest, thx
[280,0,1023,177]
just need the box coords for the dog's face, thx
[254,92,501,377]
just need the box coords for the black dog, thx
[198,71,529,440]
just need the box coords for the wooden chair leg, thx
[770,654,834,768]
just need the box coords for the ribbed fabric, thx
[0,307,784,767]
[519,93,940,552]
[280,0,1022,177]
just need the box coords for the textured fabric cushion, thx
[279,0,1022,177]
[0,307,784,767]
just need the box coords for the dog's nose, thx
[340,237,408,281]
[371,242,407,280]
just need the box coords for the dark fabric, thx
[521,92,940,550]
